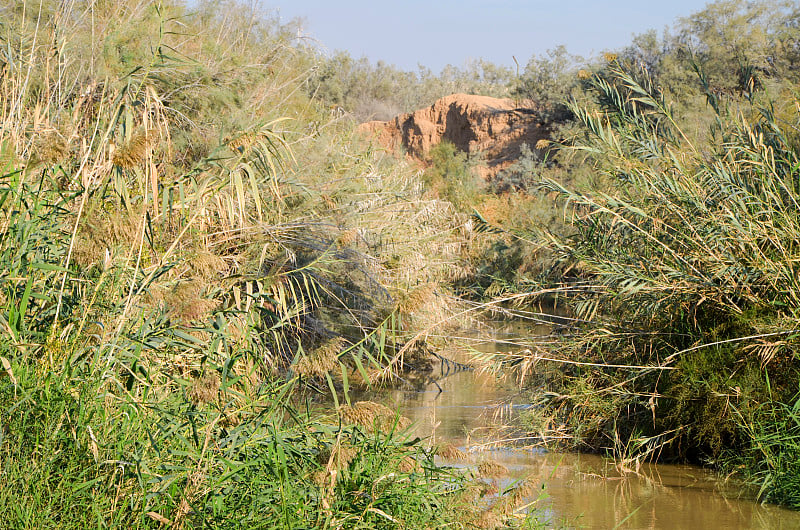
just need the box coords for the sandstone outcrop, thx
[358,93,549,179]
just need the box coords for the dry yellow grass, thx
[480,481,500,496]
[395,283,437,315]
[476,195,512,226]
[456,482,483,504]
[171,470,206,528]
[398,454,419,473]
[226,131,259,154]
[310,469,329,487]
[295,337,346,378]
[190,249,228,280]
[508,478,539,507]
[336,228,361,247]
[187,373,219,406]
[476,461,509,479]
[474,510,502,530]
[112,131,154,169]
[437,442,467,461]
[317,443,358,470]
[338,401,411,432]
[603,52,618,63]
[162,281,218,324]
[72,204,144,268]
[32,129,69,164]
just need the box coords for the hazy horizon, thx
[269,0,711,71]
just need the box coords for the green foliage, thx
[551,57,800,331]
[0,343,471,528]
[512,46,583,121]
[491,144,548,193]
[309,53,514,121]
[676,0,796,90]
[503,52,800,503]
[734,393,800,508]
[423,140,482,210]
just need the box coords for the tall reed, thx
[504,56,800,502]
[0,1,512,526]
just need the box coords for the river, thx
[373,319,800,529]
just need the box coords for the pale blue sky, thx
[269,0,711,71]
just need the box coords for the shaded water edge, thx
[367,320,800,529]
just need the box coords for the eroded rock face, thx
[358,93,548,179]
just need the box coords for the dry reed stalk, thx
[338,401,411,432]
[146,511,171,525]
[188,373,220,406]
[476,461,509,479]
[437,442,467,461]
[295,337,345,378]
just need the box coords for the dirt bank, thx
[358,93,549,179]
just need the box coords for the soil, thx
[358,93,549,179]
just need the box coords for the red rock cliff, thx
[358,93,548,179]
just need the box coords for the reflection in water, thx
[495,451,800,529]
[375,321,800,529]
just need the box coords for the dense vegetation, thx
[313,0,800,511]
[467,0,800,510]
[0,0,544,527]
[530,55,800,504]
[6,0,800,525]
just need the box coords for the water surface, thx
[377,321,800,529]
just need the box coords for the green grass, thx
[0,344,476,528]
[734,393,800,508]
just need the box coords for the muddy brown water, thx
[375,320,800,529]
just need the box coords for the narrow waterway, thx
[376,320,800,529]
